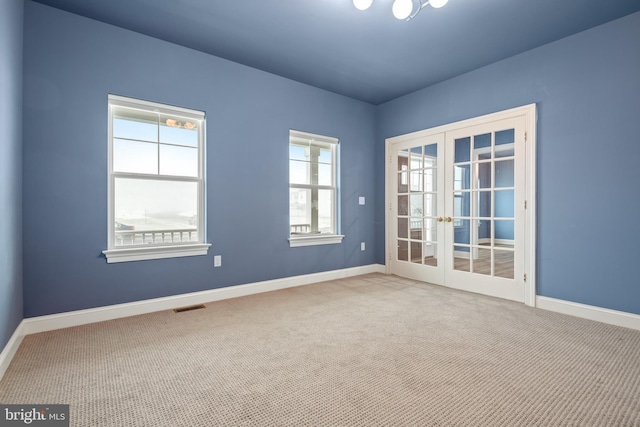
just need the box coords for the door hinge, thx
[389,202,393,211]
[524,131,527,142]
[523,273,527,282]
[389,155,393,164]
[524,200,527,209]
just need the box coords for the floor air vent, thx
[174,304,206,313]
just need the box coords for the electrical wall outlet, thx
[214,255,222,267]
[361,242,366,251]
[359,196,365,205]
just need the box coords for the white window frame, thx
[103,95,210,263]
[288,130,344,247]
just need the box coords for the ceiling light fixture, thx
[352,0,373,11]
[353,0,449,20]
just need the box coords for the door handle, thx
[445,217,453,223]
[437,217,444,222]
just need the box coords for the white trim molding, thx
[103,243,211,263]
[288,234,345,247]
[21,264,385,336]
[537,296,640,331]
[0,321,25,381]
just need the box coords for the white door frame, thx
[385,104,537,307]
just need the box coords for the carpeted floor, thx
[1,273,639,426]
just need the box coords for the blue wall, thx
[0,0,24,350]
[22,2,377,317]
[377,12,640,315]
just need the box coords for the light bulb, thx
[353,0,373,11]
[429,0,448,8]
[392,0,413,20]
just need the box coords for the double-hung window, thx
[103,95,210,263]
[288,130,343,247]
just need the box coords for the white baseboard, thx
[0,321,25,381]
[537,296,640,331]
[22,264,386,336]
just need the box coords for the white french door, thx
[386,105,535,304]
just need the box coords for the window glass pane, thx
[160,145,198,177]
[290,188,311,232]
[113,139,158,174]
[290,160,309,185]
[290,144,308,161]
[113,108,158,142]
[318,164,332,186]
[159,114,198,148]
[114,178,198,246]
[318,146,332,164]
[318,189,334,233]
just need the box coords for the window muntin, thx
[289,130,342,246]
[104,95,209,262]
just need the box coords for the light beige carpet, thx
[1,273,639,426]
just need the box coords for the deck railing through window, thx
[115,228,198,246]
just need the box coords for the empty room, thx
[1,0,639,425]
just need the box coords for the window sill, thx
[288,234,344,247]
[103,243,211,263]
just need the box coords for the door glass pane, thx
[398,149,408,171]
[410,218,422,240]
[495,129,514,145]
[410,147,423,169]
[476,191,492,218]
[494,190,514,218]
[494,220,514,244]
[474,133,491,150]
[113,139,158,175]
[477,162,492,189]
[454,246,470,272]
[398,195,408,215]
[424,168,436,192]
[410,194,422,216]
[494,249,515,279]
[398,171,408,193]
[410,170,422,191]
[455,137,471,163]
[423,243,437,267]
[424,193,436,217]
[454,192,470,218]
[454,219,470,244]
[411,241,422,264]
[477,219,492,245]
[423,218,437,242]
[474,247,492,276]
[495,160,514,188]
[398,240,408,261]
[398,217,408,239]
[454,165,470,190]
[424,143,438,167]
